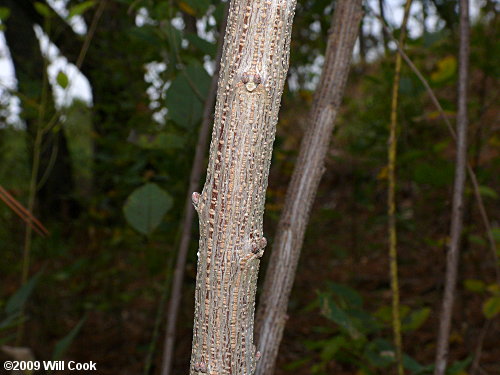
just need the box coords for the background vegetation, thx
[0,0,498,374]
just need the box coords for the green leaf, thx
[123,183,173,235]
[34,2,52,17]
[478,185,498,199]
[328,282,363,308]
[56,71,69,89]
[320,294,362,339]
[165,63,211,129]
[319,336,346,361]
[482,296,500,319]
[468,234,486,246]
[181,0,210,15]
[52,317,87,360]
[133,132,186,151]
[0,7,11,20]
[447,357,472,375]
[464,279,486,293]
[492,227,500,242]
[363,339,394,368]
[402,307,431,332]
[5,272,43,315]
[129,25,162,47]
[186,33,216,56]
[431,56,457,84]
[283,357,310,371]
[68,1,96,19]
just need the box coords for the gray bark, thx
[254,1,363,374]
[189,0,297,374]
[160,7,228,375]
[434,0,470,374]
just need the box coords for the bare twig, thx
[0,186,49,237]
[435,1,470,373]
[159,6,229,375]
[76,0,107,70]
[387,1,413,373]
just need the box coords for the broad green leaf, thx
[283,357,310,371]
[0,7,11,20]
[320,294,362,339]
[5,272,43,315]
[487,283,500,294]
[123,183,173,235]
[464,279,486,293]
[363,339,394,368]
[329,282,363,308]
[478,185,498,199]
[482,296,500,319]
[129,25,162,47]
[34,2,51,17]
[133,132,185,151]
[320,336,346,361]
[492,227,500,242]
[402,307,431,332]
[431,56,457,83]
[181,0,210,15]
[52,317,87,360]
[0,313,23,336]
[186,33,216,56]
[56,71,69,89]
[447,357,472,375]
[68,1,96,19]
[468,234,486,246]
[165,63,210,129]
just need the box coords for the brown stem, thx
[254,1,362,374]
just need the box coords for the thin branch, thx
[0,186,49,237]
[75,0,107,70]
[387,1,413,374]
[435,0,470,373]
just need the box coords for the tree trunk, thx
[160,6,228,375]
[189,0,297,374]
[434,0,470,374]
[254,1,362,374]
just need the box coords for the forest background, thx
[0,0,498,374]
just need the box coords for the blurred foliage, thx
[0,0,499,374]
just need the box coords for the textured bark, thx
[161,7,228,375]
[254,1,362,374]
[434,0,470,374]
[189,0,297,374]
